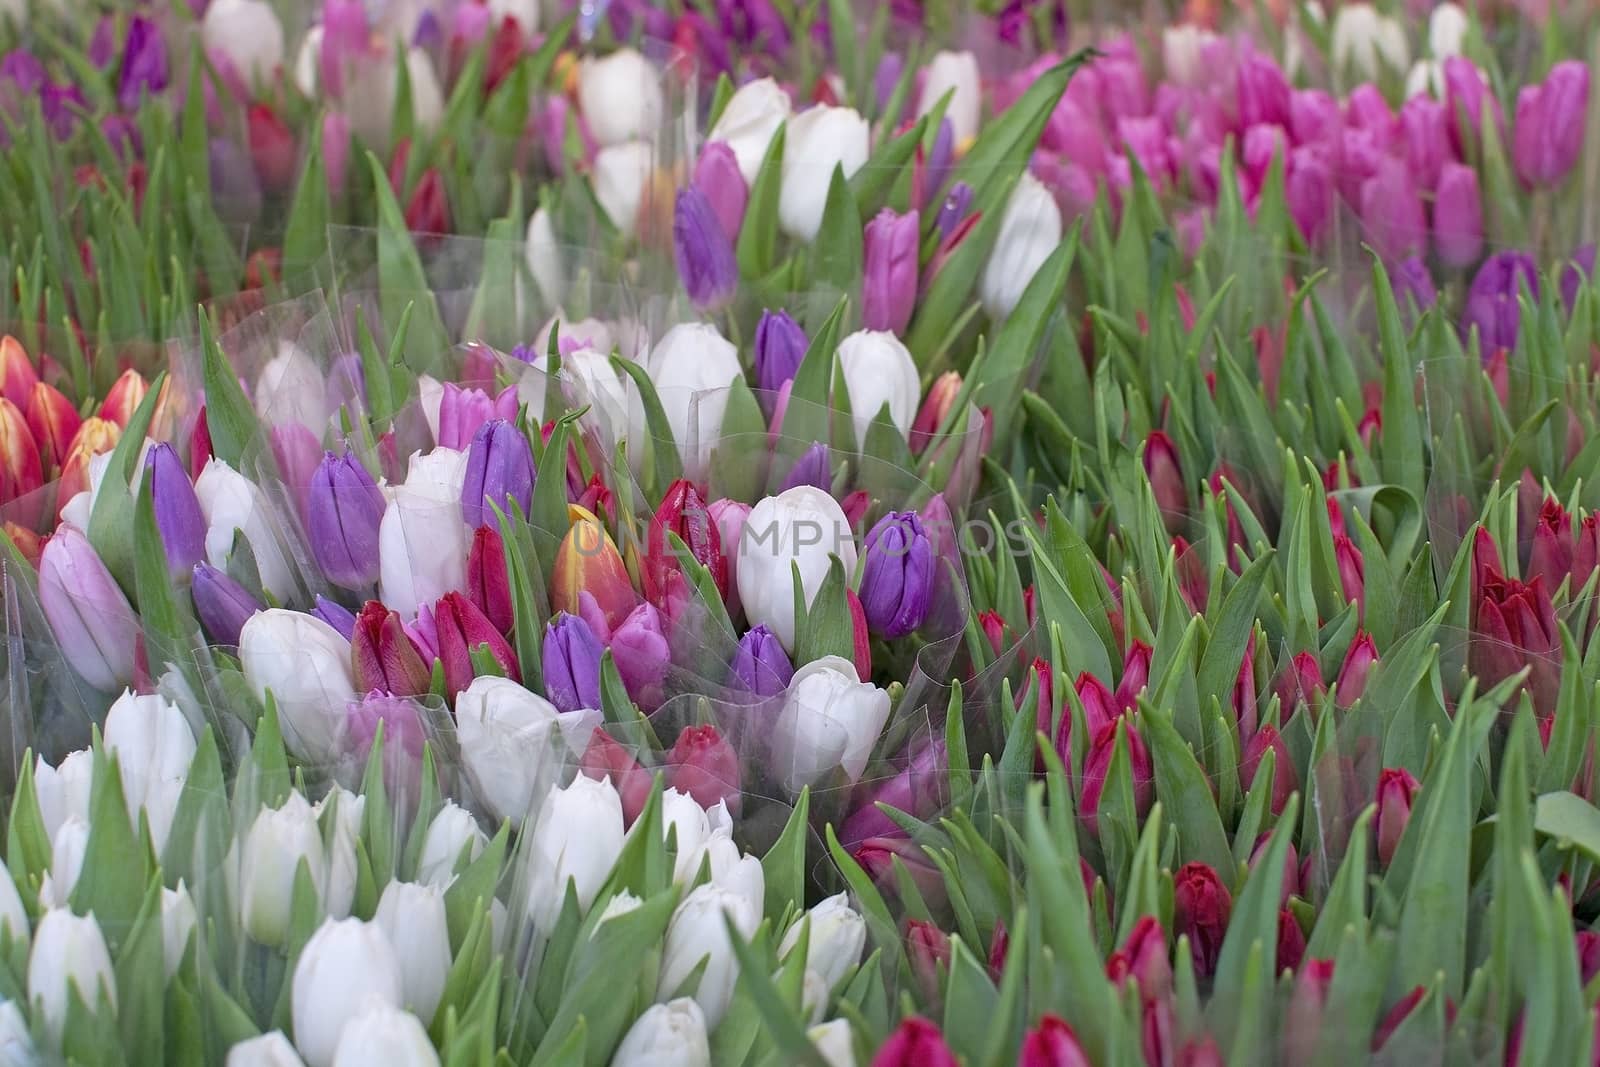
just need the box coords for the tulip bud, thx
[158,882,197,980]
[1106,914,1171,999]
[858,511,934,639]
[1433,163,1483,269]
[1144,431,1186,531]
[103,688,197,857]
[351,602,430,697]
[372,882,449,1024]
[247,103,296,193]
[523,774,626,930]
[28,908,116,1047]
[1514,61,1588,189]
[980,171,1062,319]
[708,77,790,185]
[754,309,808,399]
[291,918,404,1067]
[775,656,891,790]
[96,369,148,430]
[1019,1015,1092,1067]
[460,419,535,530]
[465,526,514,635]
[25,381,78,474]
[1334,533,1365,610]
[39,526,138,691]
[407,803,482,890]
[203,0,285,89]
[1080,716,1154,836]
[737,487,857,653]
[1335,632,1379,704]
[239,609,357,764]
[852,836,946,909]
[779,105,870,241]
[1578,930,1600,985]
[862,209,920,336]
[403,169,450,235]
[239,791,326,947]
[1282,958,1336,1061]
[1464,251,1539,355]
[578,728,651,826]
[0,397,41,509]
[847,589,873,680]
[0,336,37,409]
[432,591,520,697]
[329,1001,438,1066]
[543,612,604,712]
[673,187,738,311]
[578,47,664,148]
[872,1018,959,1067]
[730,624,794,698]
[607,999,711,1067]
[1173,861,1232,979]
[645,479,727,609]
[905,919,950,1004]
[693,142,747,242]
[197,458,299,602]
[313,595,357,640]
[139,442,206,578]
[1241,723,1297,816]
[1375,766,1419,869]
[667,724,741,815]
[551,505,636,633]
[225,1032,306,1067]
[839,740,945,845]
[437,383,517,452]
[1372,986,1429,1054]
[779,894,865,990]
[909,371,962,456]
[610,601,670,709]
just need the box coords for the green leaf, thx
[199,310,259,469]
[365,151,450,374]
[811,166,863,295]
[71,751,150,952]
[282,130,329,290]
[445,822,508,951]
[1210,794,1299,1049]
[87,369,167,597]
[762,789,811,917]
[1141,702,1232,875]
[1533,791,1600,863]
[737,125,786,279]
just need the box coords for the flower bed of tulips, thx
[3,1,1600,1065]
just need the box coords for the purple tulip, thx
[923,117,955,207]
[191,562,262,646]
[1289,89,1340,148]
[781,442,833,493]
[313,594,357,640]
[412,9,443,49]
[1401,96,1451,191]
[611,602,671,710]
[862,209,920,335]
[730,624,794,697]
[694,142,748,241]
[1393,257,1438,314]
[1345,85,1396,148]
[1433,162,1483,269]
[38,526,138,691]
[461,419,535,529]
[875,53,905,120]
[325,352,368,415]
[308,450,386,589]
[41,83,87,141]
[1286,146,1333,245]
[1444,57,1498,150]
[346,692,427,803]
[1514,61,1589,188]
[320,0,369,97]
[101,114,141,161]
[1236,49,1290,129]
[839,739,947,844]
[438,383,517,451]
[1464,251,1539,354]
[543,612,603,712]
[144,443,206,577]
[1561,245,1596,312]
[673,187,738,311]
[0,51,44,94]
[859,511,935,638]
[1359,157,1425,262]
[270,422,323,524]
[89,17,118,68]
[754,309,808,397]
[117,16,169,112]
[936,182,973,238]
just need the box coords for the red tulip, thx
[578,727,652,826]
[1335,632,1379,705]
[24,382,79,474]
[1241,723,1297,815]
[405,169,451,234]
[1334,533,1364,610]
[1106,914,1171,1000]
[871,1018,958,1067]
[1173,862,1232,978]
[1080,716,1154,836]
[1277,908,1307,973]
[351,601,432,697]
[466,526,514,635]
[643,478,726,610]
[1282,958,1336,1062]
[248,103,297,193]
[666,724,741,816]
[1144,430,1186,533]
[1116,640,1152,710]
[1375,767,1419,869]
[905,919,951,1004]
[1019,1015,1092,1067]
[432,591,520,698]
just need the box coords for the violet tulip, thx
[544,612,603,712]
[145,442,206,578]
[693,141,747,241]
[345,692,427,804]
[433,591,520,697]
[117,16,169,112]
[38,526,138,691]
[839,740,946,845]
[674,186,738,311]
[438,383,517,451]
[1360,157,1426,261]
[1375,766,1419,869]
[754,309,807,397]
[351,601,432,697]
[1433,162,1483,268]
[780,442,833,493]
[610,602,670,710]
[1174,861,1232,979]
[313,594,357,640]
[862,209,920,335]
[1400,95,1450,191]
[859,510,934,639]
[1561,245,1596,313]
[1287,147,1333,245]
[190,562,263,646]
[1393,256,1438,313]
[934,181,972,239]
[730,624,794,697]
[461,419,535,529]
[666,724,742,815]
[1464,251,1539,355]
[308,450,386,590]
[1513,60,1589,188]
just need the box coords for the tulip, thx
[345,693,426,804]
[1106,914,1171,999]
[1402,96,1451,193]
[1333,533,1365,610]
[458,672,595,828]
[246,102,296,194]
[610,602,671,708]
[579,728,652,825]
[871,1018,958,1067]
[225,1032,307,1067]
[578,47,663,148]
[846,589,872,680]
[693,142,747,242]
[238,791,325,947]
[1371,986,1430,1054]
[709,77,791,185]
[737,486,857,652]
[674,187,738,311]
[33,751,94,845]
[1332,631,1379,707]
[329,1001,438,1067]
[780,442,832,493]
[0,336,36,409]
[1375,766,1419,869]
[659,883,760,1029]
[1471,552,1559,714]
[25,381,78,473]
[1433,162,1482,269]
[524,206,565,304]
[0,398,40,508]
[1331,3,1408,80]
[592,140,654,236]
[612,998,711,1067]
[730,624,795,698]
[203,0,285,88]
[351,602,431,697]
[1241,723,1297,816]
[0,867,26,947]
[858,511,934,638]
[667,725,742,816]
[1173,862,1232,979]
[1281,958,1336,1061]
[755,309,809,400]
[1513,61,1589,188]
[779,894,866,991]
[28,909,116,1047]
[551,505,636,632]
[414,802,486,888]
[810,1020,855,1067]
[780,105,870,241]
[836,329,922,451]
[291,918,404,1067]
[379,448,470,619]
[1561,246,1596,313]
[1143,430,1186,530]
[853,835,947,909]
[464,526,514,636]
[775,656,892,790]
[239,609,357,764]
[1019,1016,1092,1067]
[906,919,950,1003]
[138,442,206,578]
[634,323,743,484]
[160,882,197,979]
[645,478,727,608]
[1463,251,1539,354]
[437,383,517,451]
[42,818,88,907]
[1080,716,1154,836]
[103,689,197,858]
[980,171,1062,319]
[57,417,120,510]
[97,369,150,431]
[459,419,535,531]
[38,526,138,692]
[313,595,357,640]
[196,459,298,603]
[1237,48,1291,130]
[522,774,626,929]
[372,882,449,1024]
[1360,158,1427,262]
[544,613,603,712]
[839,739,945,845]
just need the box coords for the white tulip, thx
[657,884,759,1029]
[0,870,28,947]
[405,50,444,134]
[708,77,792,185]
[610,998,711,1067]
[417,802,487,887]
[578,48,664,148]
[318,787,365,921]
[799,969,828,1024]
[374,882,450,1024]
[835,331,920,447]
[525,208,565,306]
[736,487,858,653]
[415,376,445,445]
[633,324,742,483]
[779,107,870,242]
[42,818,88,908]
[1429,3,1468,59]
[917,51,981,146]
[379,448,470,619]
[293,26,323,98]
[979,171,1062,319]
[700,832,765,917]
[238,791,326,947]
[331,1002,440,1067]
[238,610,356,765]
[161,883,197,979]
[810,1019,857,1067]
[522,775,626,931]
[104,689,197,857]
[596,890,643,929]
[226,1031,307,1067]
[32,750,92,847]
[1406,59,1444,100]
[0,1000,35,1067]
[202,0,285,90]
[195,459,298,603]
[57,446,138,532]
[254,344,327,440]
[1331,3,1410,81]
[291,918,404,1067]
[779,894,865,989]
[658,789,715,886]
[774,657,891,790]
[1162,26,1217,87]
[28,909,116,1047]
[488,0,539,33]
[457,676,600,827]
[593,140,655,237]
